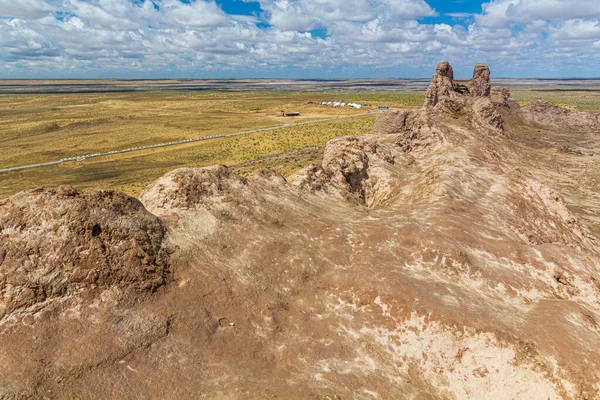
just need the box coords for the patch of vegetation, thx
[0,112,375,198]
[509,86,600,111]
[1,87,596,200]
[0,91,381,169]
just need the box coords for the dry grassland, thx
[1,91,407,198]
[510,86,600,111]
[0,88,596,199]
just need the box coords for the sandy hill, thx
[1,62,599,399]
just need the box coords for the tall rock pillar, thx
[424,61,455,108]
[472,63,491,97]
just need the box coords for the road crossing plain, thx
[0,89,389,198]
[0,114,371,174]
[1,80,598,198]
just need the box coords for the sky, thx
[1,0,599,78]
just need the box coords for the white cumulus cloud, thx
[0,0,598,78]
[0,0,55,19]
[477,0,600,28]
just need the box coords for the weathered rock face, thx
[286,163,331,192]
[473,97,504,131]
[422,61,504,131]
[0,186,167,319]
[372,108,419,135]
[140,165,249,218]
[472,63,491,97]
[492,86,520,110]
[320,135,406,207]
[424,61,455,108]
[425,61,491,104]
[522,100,600,132]
[1,62,600,399]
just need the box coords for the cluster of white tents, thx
[321,101,363,109]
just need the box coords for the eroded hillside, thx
[1,62,599,399]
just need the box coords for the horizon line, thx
[1,77,600,81]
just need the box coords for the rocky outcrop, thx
[424,61,455,108]
[0,186,167,319]
[373,108,419,135]
[140,165,249,218]
[286,163,331,192]
[472,63,491,97]
[321,136,405,206]
[288,135,406,207]
[522,100,600,132]
[1,61,600,399]
[492,86,520,110]
[473,97,504,131]
[293,61,507,207]
[407,61,504,132]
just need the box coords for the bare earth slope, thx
[1,62,599,399]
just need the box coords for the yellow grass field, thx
[1,91,422,198]
[510,86,600,111]
[0,88,597,199]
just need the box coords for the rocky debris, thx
[373,108,419,135]
[286,163,331,192]
[492,86,520,110]
[557,146,585,156]
[140,165,249,217]
[506,178,591,246]
[0,186,167,319]
[248,169,288,186]
[473,97,504,131]
[522,100,600,132]
[290,135,405,207]
[471,63,491,97]
[424,61,455,108]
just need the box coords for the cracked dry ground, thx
[1,64,600,399]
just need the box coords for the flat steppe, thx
[0,79,598,199]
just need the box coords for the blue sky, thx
[1,0,599,78]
